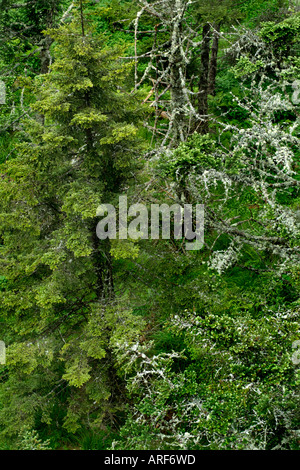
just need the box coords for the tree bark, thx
[168,0,190,143]
[208,22,220,97]
[197,23,211,134]
[40,35,52,74]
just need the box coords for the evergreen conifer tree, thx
[0,10,146,441]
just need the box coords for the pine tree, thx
[0,12,146,442]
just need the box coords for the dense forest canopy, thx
[0,0,299,450]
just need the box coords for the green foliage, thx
[259,12,300,50]
[158,134,219,180]
[0,13,147,448]
[17,427,51,450]
[77,428,119,450]
[110,14,300,450]
[0,0,299,452]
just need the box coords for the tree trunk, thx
[208,22,220,97]
[197,23,211,134]
[168,0,190,143]
[40,36,52,74]
[39,1,57,73]
[86,123,114,301]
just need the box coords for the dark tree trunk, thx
[208,22,220,97]
[91,223,115,301]
[40,36,52,74]
[197,23,211,134]
[86,122,114,301]
[91,223,104,299]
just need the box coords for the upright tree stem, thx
[197,22,211,134]
[208,22,220,97]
